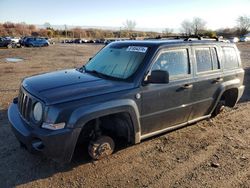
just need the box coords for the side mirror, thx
[89,57,93,61]
[147,70,169,84]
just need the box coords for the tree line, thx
[0,22,160,39]
[0,16,249,39]
[180,16,250,37]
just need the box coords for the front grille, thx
[18,88,33,122]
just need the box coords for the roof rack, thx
[144,35,229,43]
[183,36,230,43]
[183,36,215,41]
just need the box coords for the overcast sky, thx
[0,0,249,31]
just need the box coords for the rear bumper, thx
[237,85,245,102]
[8,103,80,163]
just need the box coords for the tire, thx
[12,43,17,48]
[88,136,115,160]
[212,100,225,117]
[7,43,12,48]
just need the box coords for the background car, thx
[0,37,21,48]
[24,37,49,47]
[74,38,83,43]
[229,37,239,43]
[240,36,250,42]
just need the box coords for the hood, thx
[22,69,134,105]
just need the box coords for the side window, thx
[195,47,220,73]
[195,48,212,72]
[152,49,190,79]
[222,47,239,69]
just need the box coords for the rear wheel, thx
[88,136,115,160]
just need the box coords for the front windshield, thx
[85,44,148,80]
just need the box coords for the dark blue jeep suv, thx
[8,40,245,162]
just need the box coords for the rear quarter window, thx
[222,47,239,69]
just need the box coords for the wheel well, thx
[220,88,238,107]
[77,112,134,144]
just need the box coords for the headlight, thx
[33,102,43,122]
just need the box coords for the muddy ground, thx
[0,43,250,188]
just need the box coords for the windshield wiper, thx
[76,65,86,73]
[85,69,108,79]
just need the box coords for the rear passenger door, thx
[189,46,222,120]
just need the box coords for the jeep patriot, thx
[8,40,245,162]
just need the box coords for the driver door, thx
[140,47,194,135]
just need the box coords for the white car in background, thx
[229,37,239,43]
[240,36,250,42]
[3,37,20,43]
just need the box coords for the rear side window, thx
[195,47,220,73]
[222,47,239,69]
[152,49,190,79]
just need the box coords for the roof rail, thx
[184,36,218,41]
[183,36,229,42]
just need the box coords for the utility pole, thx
[65,24,67,39]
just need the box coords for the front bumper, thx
[8,103,80,163]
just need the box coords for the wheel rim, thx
[88,136,115,160]
[97,142,113,156]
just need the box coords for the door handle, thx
[214,77,223,83]
[182,84,193,89]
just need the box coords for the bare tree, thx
[44,22,51,29]
[181,20,192,36]
[181,17,206,36]
[162,28,173,36]
[192,17,206,36]
[237,15,250,36]
[123,20,136,31]
[72,27,86,38]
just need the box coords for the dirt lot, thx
[0,42,250,188]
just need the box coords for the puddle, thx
[5,57,24,63]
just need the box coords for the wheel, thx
[29,44,33,47]
[212,100,225,117]
[7,43,12,48]
[12,43,17,48]
[88,136,115,160]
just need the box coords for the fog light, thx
[42,122,65,130]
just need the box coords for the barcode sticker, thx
[127,46,148,53]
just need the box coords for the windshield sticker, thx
[127,46,148,53]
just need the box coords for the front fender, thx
[68,99,141,144]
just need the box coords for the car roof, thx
[109,39,235,48]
